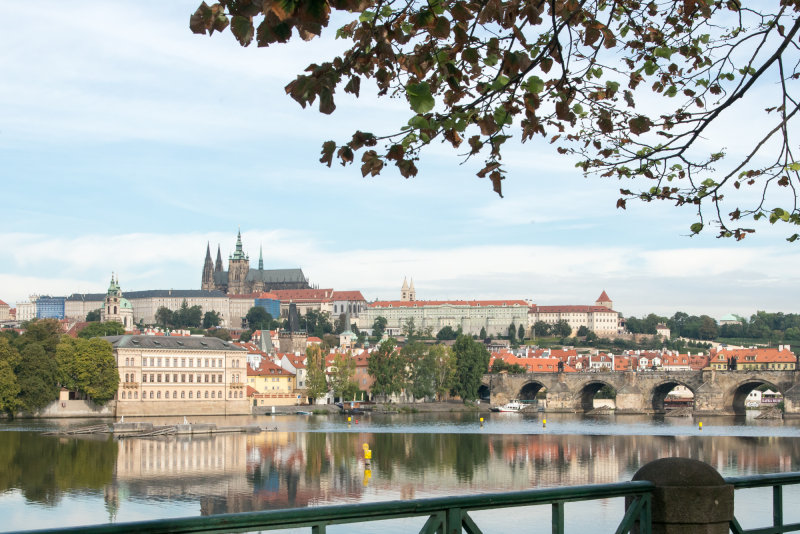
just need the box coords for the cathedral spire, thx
[202,242,215,290]
[258,245,264,270]
[215,245,223,272]
[231,229,247,260]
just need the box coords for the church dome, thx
[120,298,133,310]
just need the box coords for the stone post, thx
[628,458,733,534]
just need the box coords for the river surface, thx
[1,412,799,533]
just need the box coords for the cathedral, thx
[201,231,311,295]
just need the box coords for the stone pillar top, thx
[633,457,726,486]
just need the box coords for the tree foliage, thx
[0,338,21,416]
[203,310,222,329]
[85,309,101,322]
[451,335,489,401]
[401,341,437,399]
[77,321,125,339]
[16,343,59,412]
[372,316,388,338]
[367,338,405,398]
[192,0,800,239]
[305,345,330,401]
[56,337,119,405]
[330,352,359,400]
[491,358,526,374]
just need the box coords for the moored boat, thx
[491,400,526,413]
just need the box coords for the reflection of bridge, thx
[482,370,800,415]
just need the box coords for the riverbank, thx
[253,400,492,416]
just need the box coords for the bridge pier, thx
[783,384,800,417]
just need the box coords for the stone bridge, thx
[481,370,800,416]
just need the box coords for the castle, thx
[201,231,311,295]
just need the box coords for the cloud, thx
[2,230,799,319]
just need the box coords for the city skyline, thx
[3,2,800,318]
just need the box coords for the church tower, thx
[201,243,215,290]
[409,278,416,301]
[401,277,410,301]
[595,290,613,310]
[227,230,250,295]
[214,245,223,273]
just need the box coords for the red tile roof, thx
[248,360,294,376]
[0,299,8,307]
[273,289,334,301]
[530,305,617,313]
[370,300,528,308]
[331,291,366,301]
[246,385,258,397]
[596,290,611,302]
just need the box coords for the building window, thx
[157,391,161,399]
[134,391,138,399]
[181,374,186,383]
[218,374,223,383]
[205,391,209,399]
[173,374,178,382]
[189,391,193,398]
[189,374,193,383]
[211,374,216,384]
[229,391,232,398]
[165,374,170,383]
[205,375,209,383]
[218,390,222,398]
[157,374,162,382]
[173,391,177,399]
[181,391,185,399]
[197,390,201,399]
[181,358,186,367]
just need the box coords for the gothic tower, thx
[201,242,215,290]
[214,245,223,273]
[253,245,266,293]
[227,230,250,295]
[401,277,410,301]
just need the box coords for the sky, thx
[1,1,799,319]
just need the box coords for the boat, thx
[296,410,312,415]
[491,400,526,413]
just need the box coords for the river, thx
[1,412,799,533]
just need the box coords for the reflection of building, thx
[108,335,250,415]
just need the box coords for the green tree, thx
[532,321,550,338]
[238,329,253,342]
[155,306,173,329]
[172,300,203,328]
[430,344,455,401]
[85,309,101,322]
[305,345,329,402]
[330,352,359,401]
[517,323,525,342]
[372,316,388,338]
[552,320,573,338]
[507,323,516,343]
[16,343,59,412]
[0,338,21,416]
[203,310,221,329]
[206,328,232,341]
[479,327,487,340]
[191,1,800,239]
[367,338,405,399]
[698,315,720,340]
[402,342,436,400]
[17,319,61,354]
[245,306,273,330]
[77,321,125,339]
[402,317,416,338]
[436,326,458,341]
[451,335,489,402]
[56,337,119,405]
[302,309,333,337]
[491,359,526,374]
[577,325,590,337]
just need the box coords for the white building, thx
[528,291,620,337]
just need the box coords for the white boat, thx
[491,400,526,413]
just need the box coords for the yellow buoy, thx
[543,418,547,427]
[699,421,703,430]
[365,449,372,460]
[363,443,369,450]
[479,417,484,423]
[347,416,351,422]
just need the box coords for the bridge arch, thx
[518,380,547,401]
[575,380,616,412]
[650,380,696,413]
[726,379,782,415]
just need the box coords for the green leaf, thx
[654,47,673,59]
[605,81,620,93]
[526,75,544,94]
[493,106,512,127]
[643,61,657,76]
[408,115,430,130]
[406,82,435,113]
[359,11,375,22]
[690,223,704,234]
[230,15,254,46]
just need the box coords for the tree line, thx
[625,311,800,342]
[0,319,119,417]
[304,335,490,404]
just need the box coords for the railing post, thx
[628,458,733,534]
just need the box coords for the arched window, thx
[181,391,185,399]
[156,391,161,399]
[189,391,193,398]
[197,390,201,399]
[125,358,129,366]
[134,391,138,399]
[125,373,129,382]
[218,390,222,399]
[205,391,209,399]
[239,391,243,398]
[121,391,126,400]
[211,391,215,399]
[149,391,154,399]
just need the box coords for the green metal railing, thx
[14,480,654,534]
[726,472,800,534]
[12,471,800,534]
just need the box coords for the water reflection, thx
[0,427,799,530]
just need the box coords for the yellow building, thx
[108,335,249,416]
[247,359,298,406]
